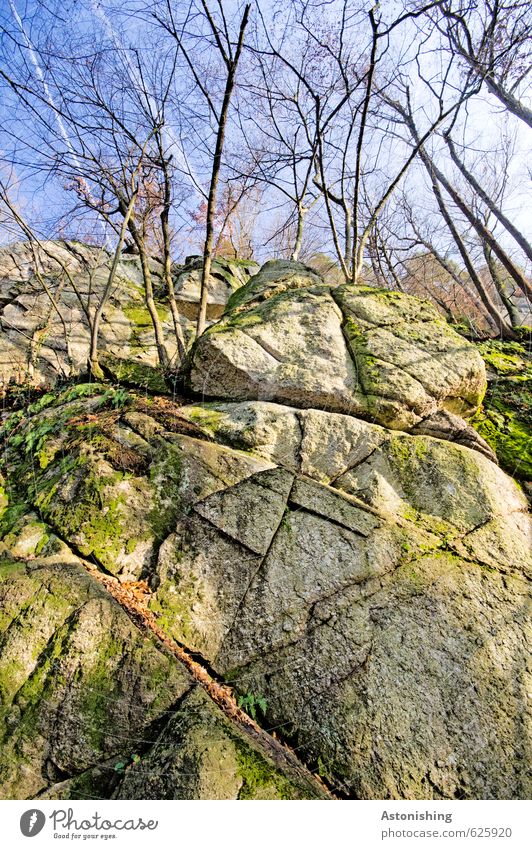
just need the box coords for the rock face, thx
[1,382,530,800]
[174,255,258,321]
[0,537,323,801]
[0,253,530,800]
[0,242,254,392]
[186,259,487,431]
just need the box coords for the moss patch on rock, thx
[471,340,531,480]
[101,355,168,394]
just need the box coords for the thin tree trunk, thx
[484,75,532,130]
[160,182,187,362]
[394,100,532,300]
[196,4,250,337]
[290,203,305,261]
[127,215,170,368]
[344,205,352,271]
[376,229,406,293]
[88,190,138,379]
[483,243,521,328]
[444,133,532,265]
[315,142,350,281]
[351,9,378,284]
[445,24,532,129]
[419,141,531,299]
[420,151,515,337]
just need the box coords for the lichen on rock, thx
[0,253,530,801]
[186,262,487,432]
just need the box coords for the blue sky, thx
[0,0,530,273]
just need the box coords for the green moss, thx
[471,340,531,480]
[388,435,428,466]
[102,356,168,394]
[4,606,77,728]
[124,302,169,327]
[477,340,529,375]
[1,515,48,554]
[279,507,293,534]
[148,439,184,542]
[149,545,198,643]
[181,405,225,435]
[471,405,531,480]
[123,305,152,327]
[396,562,427,593]
[76,633,127,750]
[0,500,30,540]
[0,389,156,574]
[236,745,295,800]
[34,459,128,566]
[0,483,8,521]
[342,317,381,398]
[225,280,325,318]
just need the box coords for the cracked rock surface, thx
[186,259,487,431]
[1,377,530,799]
[0,257,530,800]
[0,241,254,392]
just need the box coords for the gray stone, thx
[186,263,487,432]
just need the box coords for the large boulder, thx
[1,388,529,799]
[186,259,487,431]
[0,539,192,799]
[0,241,174,392]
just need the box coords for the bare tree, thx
[154,1,251,336]
[443,130,532,264]
[0,2,195,368]
[433,0,532,129]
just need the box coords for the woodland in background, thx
[0,0,531,375]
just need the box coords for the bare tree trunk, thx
[162,217,187,363]
[368,228,389,288]
[344,205,353,271]
[351,9,378,284]
[375,227,406,293]
[88,191,138,379]
[313,158,350,280]
[290,203,306,261]
[420,151,515,337]
[411,224,481,314]
[483,76,532,129]
[483,243,522,328]
[159,160,187,362]
[196,4,251,337]
[127,214,170,368]
[444,133,532,265]
[392,97,532,300]
[418,140,531,299]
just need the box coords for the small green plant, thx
[237,691,267,722]
[316,756,334,784]
[114,753,141,774]
[279,507,292,532]
[95,386,130,410]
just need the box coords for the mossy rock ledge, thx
[0,258,530,800]
[0,241,254,393]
